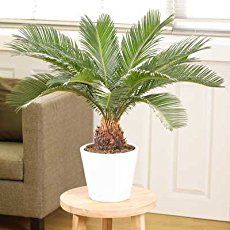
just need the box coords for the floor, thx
[0,209,229,230]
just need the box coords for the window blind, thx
[175,0,230,20]
[2,0,230,32]
[0,0,172,24]
[174,0,230,32]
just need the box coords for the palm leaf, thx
[143,93,187,130]
[69,69,101,85]
[143,36,210,72]
[122,69,175,94]
[46,75,71,87]
[112,70,175,114]
[43,85,106,117]
[6,74,54,110]
[110,70,174,119]
[9,25,95,74]
[7,12,223,134]
[79,14,120,87]
[121,10,173,72]
[69,69,111,97]
[162,64,224,87]
[6,73,106,116]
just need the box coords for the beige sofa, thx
[0,92,93,229]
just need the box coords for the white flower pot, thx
[80,143,138,202]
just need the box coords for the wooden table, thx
[60,186,156,230]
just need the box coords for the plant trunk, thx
[94,119,127,152]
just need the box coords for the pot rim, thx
[80,143,138,155]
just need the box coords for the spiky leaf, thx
[121,10,173,72]
[143,93,187,130]
[143,36,210,72]
[9,25,95,74]
[6,74,54,110]
[80,14,120,86]
[162,64,224,87]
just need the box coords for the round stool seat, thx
[60,186,156,218]
[60,186,156,230]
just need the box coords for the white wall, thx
[0,31,229,221]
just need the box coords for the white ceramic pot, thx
[80,143,138,202]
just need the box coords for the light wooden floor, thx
[0,209,229,230]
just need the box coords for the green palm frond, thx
[6,74,54,110]
[9,25,96,74]
[143,93,187,130]
[143,36,209,72]
[7,11,224,133]
[79,14,120,87]
[69,69,111,96]
[69,69,101,85]
[109,70,175,117]
[162,64,224,87]
[6,73,106,116]
[46,75,71,87]
[44,85,107,117]
[121,10,173,73]
[122,69,175,94]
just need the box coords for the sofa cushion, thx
[0,77,23,142]
[0,142,23,181]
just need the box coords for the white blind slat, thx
[174,0,230,32]
[174,19,230,32]
[175,0,230,20]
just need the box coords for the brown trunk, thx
[93,119,127,152]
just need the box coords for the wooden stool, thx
[60,186,156,230]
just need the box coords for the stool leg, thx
[131,214,145,230]
[72,215,87,230]
[102,218,112,230]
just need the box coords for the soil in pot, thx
[85,143,135,154]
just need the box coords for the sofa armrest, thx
[22,92,93,218]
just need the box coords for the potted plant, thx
[7,10,223,202]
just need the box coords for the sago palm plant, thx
[7,10,223,153]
